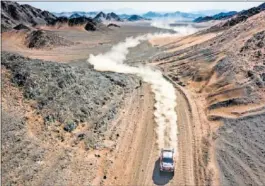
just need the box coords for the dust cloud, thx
[87,33,178,153]
[151,19,197,35]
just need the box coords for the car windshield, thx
[163,157,173,163]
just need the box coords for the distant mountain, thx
[259,2,265,9]
[70,13,82,19]
[1,1,56,31]
[143,11,163,18]
[164,11,202,19]
[94,11,106,22]
[52,12,72,18]
[53,11,98,18]
[192,9,227,16]
[142,11,203,20]
[106,12,122,21]
[193,16,212,23]
[194,11,237,23]
[213,11,237,19]
[127,15,148,21]
[118,14,131,19]
[94,12,122,22]
[54,10,206,22]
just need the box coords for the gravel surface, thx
[216,114,265,186]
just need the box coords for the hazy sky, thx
[19,2,263,14]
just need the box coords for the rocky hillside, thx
[195,2,265,25]
[157,11,265,120]
[1,1,107,32]
[2,52,137,134]
[207,2,265,31]
[154,10,265,186]
[222,2,265,27]
[2,51,139,185]
[1,1,56,31]
[194,11,237,23]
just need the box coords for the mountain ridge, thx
[94,11,122,22]
[194,2,265,23]
[194,11,237,23]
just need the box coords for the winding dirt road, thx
[101,78,198,186]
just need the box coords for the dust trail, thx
[151,19,198,35]
[87,33,178,153]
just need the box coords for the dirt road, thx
[2,23,201,185]
[101,78,197,186]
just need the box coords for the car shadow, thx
[152,158,174,185]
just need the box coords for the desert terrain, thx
[2,1,265,186]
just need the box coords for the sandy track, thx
[102,84,156,185]
[101,76,196,185]
[172,89,195,186]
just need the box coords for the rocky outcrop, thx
[107,23,120,28]
[13,23,31,31]
[25,30,73,49]
[84,22,97,31]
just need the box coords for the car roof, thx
[162,151,173,158]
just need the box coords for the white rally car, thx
[159,148,175,172]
